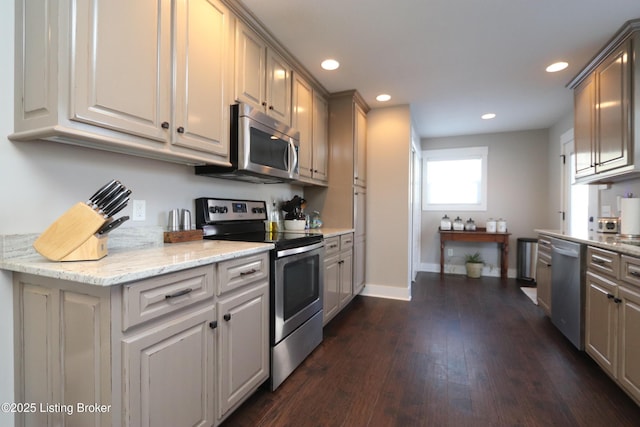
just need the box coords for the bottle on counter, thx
[268,200,279,232]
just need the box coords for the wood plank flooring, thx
[221,272,640,426]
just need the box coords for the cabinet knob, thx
[209,321,218,329]
[607,293,615,299]
[161,121,170,129]
[224,313,231,321]
[177,126,185,134]
[268,105,274,110]
[614,297,622,304]
[261,102,267,107]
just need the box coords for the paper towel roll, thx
[621,198,640,236]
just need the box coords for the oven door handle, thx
[277,241,324,258]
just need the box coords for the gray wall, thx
[420,129,550,276]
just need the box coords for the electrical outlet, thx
[447,248,454,256]
[132,200,146,221]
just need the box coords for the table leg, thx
[501,242,509,279]
[440,240,445,276]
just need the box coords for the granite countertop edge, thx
[535,229,640,257]
[1,240,274,287]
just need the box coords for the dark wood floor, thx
[222,272,640,427]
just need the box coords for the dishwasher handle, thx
[551,244,579,258]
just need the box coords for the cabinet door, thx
[535,254,552,315]
[122,305,216,427]
[312,93,329,182]
[596,40,631,173]
[353,236,366,295]
[339,250,354,307]
[266,49,292,125]
[293,73,314,178]
[72,0,171,142]
[218,282,269,419]
[354,187,366,239]
[323,254,340,324]
[618,284,640,403]
[172,0,231,157]
[574,75,596,178]
[235,22,266,109]
[354,103,367,187]
[585,272,618,377]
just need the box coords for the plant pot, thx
[466,262,483,278]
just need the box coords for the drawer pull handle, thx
[614,298,622,304]
[240,269,257,276]
[629,271,640,278]
[592,258,607,265]
[607,293,615,299]
[329,244,338,249]
[165,288,193,299]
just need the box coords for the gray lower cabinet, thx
[323,233,354,325]
[13,252,269,427]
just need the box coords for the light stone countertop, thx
[1,240,273,287]
[535,229,640,257]
[310,227,354,238]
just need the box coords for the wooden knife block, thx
[33,202,109,261]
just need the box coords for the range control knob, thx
[252,207,265,214]
[209,206,226,214]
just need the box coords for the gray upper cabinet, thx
[12,0,233,166]
[569,20,640,183]
[234,20,292,126]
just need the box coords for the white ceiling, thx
[239,0,640,139]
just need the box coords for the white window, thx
[422,146,488,211]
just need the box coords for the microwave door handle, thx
[288,139,298,176]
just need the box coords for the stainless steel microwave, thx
[195,103,299,183]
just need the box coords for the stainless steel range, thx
[195,198,324,390]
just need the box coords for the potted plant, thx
[465,252,484,278]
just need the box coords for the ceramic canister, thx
[486,218,497,233]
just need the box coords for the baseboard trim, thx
[419,262,517,278]
[359,283,412,301]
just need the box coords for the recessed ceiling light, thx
[321,59,340,71]
[546,61,569,73]
[376,94,391,102]
[481,113,496,120]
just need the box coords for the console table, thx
[439,228,511,279]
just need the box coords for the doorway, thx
[561,129,593,234]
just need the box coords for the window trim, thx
[422,146,488,211]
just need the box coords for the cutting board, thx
[33,202,108,261]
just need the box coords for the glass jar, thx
[440,214,452,230]
[453,216,465,230]
[465,218,476,231]
[486,218,497,233]
[497,218,507,233]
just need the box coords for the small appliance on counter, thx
[33,179,131,261]
[281,195,307,230]
[597,217,621,234]
[163,208,203,243]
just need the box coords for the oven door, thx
[273,242,324,344]
[238,115,299,181]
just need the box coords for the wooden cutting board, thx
[33,202,108,261]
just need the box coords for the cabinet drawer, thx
[217,252,269,295]
[340,233,354,251]
[587,246,620,279]
[325,236,340,256]
[538,235,552,257]
[620,255,640,288]
[122,265,214,331]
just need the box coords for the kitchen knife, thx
[97,215,129,235]
[101,189,131,217]
[87,179,118,208]
[96,182,125,211]
[103,196,130,218]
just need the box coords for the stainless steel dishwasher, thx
[550,237,586,350]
